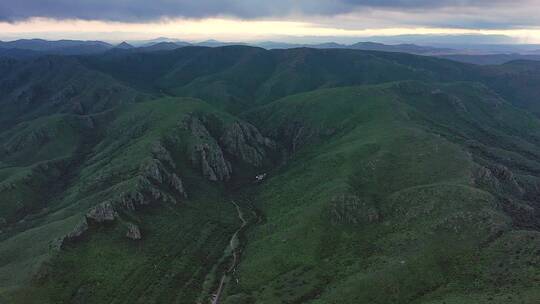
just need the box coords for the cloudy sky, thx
[0,0,539,43]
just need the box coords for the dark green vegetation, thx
[439,54,540,65]
[0,46,539,303]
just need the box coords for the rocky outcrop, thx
[474,164,524,197]
[220,121,275,167]
[54,218,89,250]
[184,115,232,181]
[67,219,89,239]
[116,189,146,211]
[184,114,212,139]
[183,114,275,181]
[151,142,176,168]
[86,201,118,223]
[141,158,187,196]
[191,143,232,181]
[126,223,142,240]
[473,164,538,229]
[115,175,182,211]
[329,194,380,225]
[114,142,188,210]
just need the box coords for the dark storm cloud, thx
[0,0,523,22]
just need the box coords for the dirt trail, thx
[210,201,248,304]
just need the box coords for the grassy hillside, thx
[81,47,477,112]
[82,47,540,119]
[0,81,274,302]
[0,47,539,303]
[230,82,540,303]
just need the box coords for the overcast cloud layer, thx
[1,0,538,28]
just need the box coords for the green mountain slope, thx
[82,47,540,119]
[0,47,539,303]
[233,82,540,303]
[0,93,275,301]
[82,47,478,112]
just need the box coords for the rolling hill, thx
[0,46,539,304]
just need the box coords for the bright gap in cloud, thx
[1,17,539,43]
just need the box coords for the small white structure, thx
[255,173,267,181]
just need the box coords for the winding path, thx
[211,201,248,304]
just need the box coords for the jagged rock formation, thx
[220,121,275,167]
[67,219,89,240]
[489,164,524,196]
[191,143,232,182]
[184,115,275,182]
[55,218,89,249]
[54,115,274,253]
[126,223,142,240]
[86,201,117,223]
[184,115,232,181]
[474,164,539,229]
[110,163,186,211]
[474,164,524,197]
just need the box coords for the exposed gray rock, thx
[184,115,212,139]
[126,223,142,240]
[449,95,467,112]
[184,115,232,181]
[169,173,186,196]
[86,201,117,223]
[143,159,164,184]
[117,189,146,211]
[474,166,501,189]
[116,175,181,211]
[140,157,187,199]
[183,114,274,181]
[66,218,89,240]
[143,156,187,196]
[191,143,231,181]
[474,164,524,197]
[151,141,176,168]
[55,218,89,250]
[0,182,16,191]
[220,121,275,167]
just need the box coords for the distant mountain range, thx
[0,39,112,55]
[2,38,540,65]
[255,41,455,54]
[438,54,540,65]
